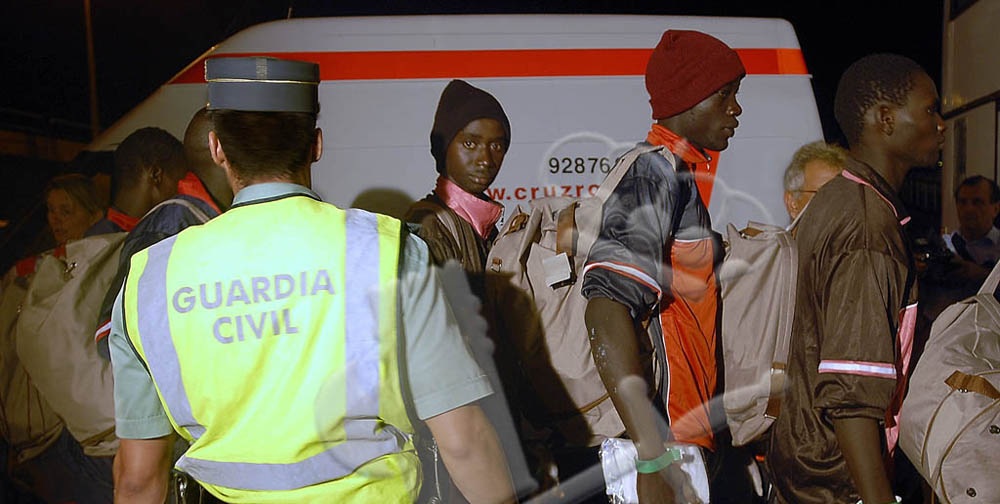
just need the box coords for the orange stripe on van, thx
[171,48,808,84]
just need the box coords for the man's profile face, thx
[956,180,1000,240]
[888,71,945,168]
[675,77,743,152]
[785,159,841,219]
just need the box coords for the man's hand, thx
[637,471,677,504]
[666,462,705,503]
[638,463,704,504]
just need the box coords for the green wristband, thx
[634,447,683,474]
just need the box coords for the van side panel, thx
[942,1,1000,232]
[85,15,823,227]
[943,1,1000,113]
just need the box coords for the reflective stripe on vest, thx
[132,206,404,491]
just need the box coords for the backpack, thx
[717,209,804,447]
[14,232,126,457]
[12,197,211,458]
[898,261,1000,503]
[0,268,65,464]
[485,144,664,448]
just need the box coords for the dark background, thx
[1,0,946,143]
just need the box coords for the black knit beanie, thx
[430,80,511,174]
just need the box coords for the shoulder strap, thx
[432,205,466,248]
[945,370,1000,399]
[594,144,667,203]
[409,198,468,250]
[144,197,212,225]
[556,203,577,256]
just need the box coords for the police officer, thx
[109,56,515,503]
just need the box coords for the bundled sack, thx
[14,232,125,456]
[486,144,663,447]
[0,267,65,463]
[899,261,1000,503]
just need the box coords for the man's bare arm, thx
[425,403,515,504]
[585,297,676,503]
[113,435,174,504]
[832,416,895,504]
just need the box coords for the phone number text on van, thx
[548,157,612,174]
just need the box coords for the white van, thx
[84,14,823,228]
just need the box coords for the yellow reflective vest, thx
[123,193,419,503]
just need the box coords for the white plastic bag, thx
[599,437,710,503]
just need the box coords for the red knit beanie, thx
[645,30,746,119]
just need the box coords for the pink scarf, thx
[434,176,503,239]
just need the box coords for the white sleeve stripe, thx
[818,360,896,378]
[583,261,662,297]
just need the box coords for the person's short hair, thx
[184,107,215,172]
[833,53,924,146]
[45,173,104,216]
[955,175,1000,202]
[113,127,186,192]
[783,141,848,192]
[208,110,318,184]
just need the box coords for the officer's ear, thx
[208,131,239,190]
[208,131,229,169]
[312,128,323,163]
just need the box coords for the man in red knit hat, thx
[583,30,747,503]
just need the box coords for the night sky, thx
[1,0,945,144]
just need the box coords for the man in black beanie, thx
[409,79,510,270]
[406,79,539,498]
[429,79,512,177]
